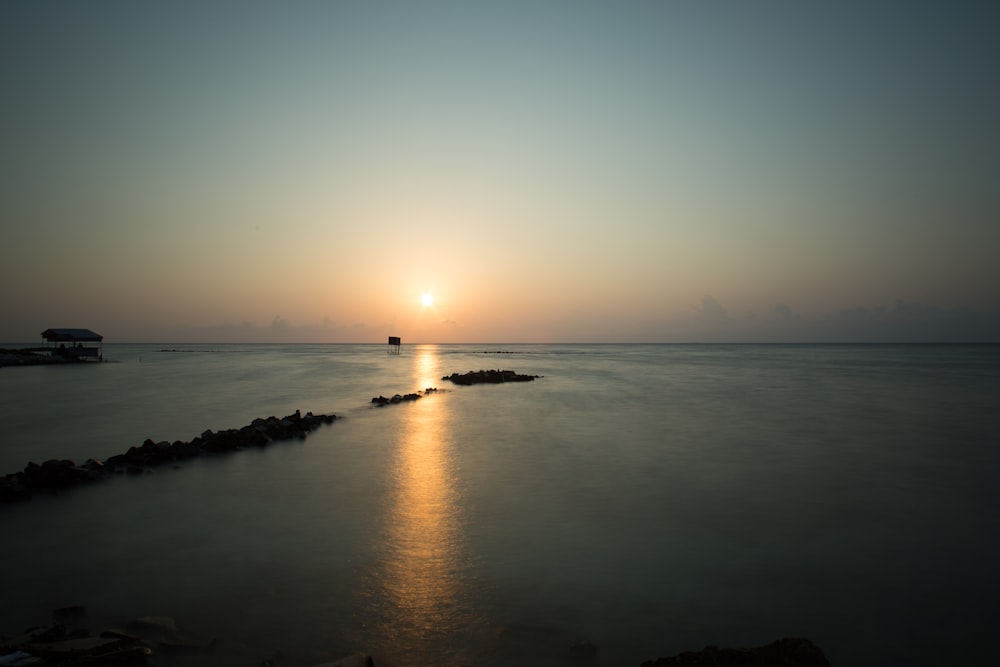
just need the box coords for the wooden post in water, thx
[387,336,401,355]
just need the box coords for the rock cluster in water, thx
[640,637,831,666]
[0,410,336,504]
[0,607,374,667]
[0,610,206,666]
[442,369,540,385]
[370,387,438,407]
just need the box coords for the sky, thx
[2,1,999,343]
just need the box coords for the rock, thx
[169,440,201,460]
[51,606,88,637]
[118,615,215,656]
[1,625,68,652]
[2,611,225,667]
[370,391,425,407]
[0,649,37,665]
[19,459,97,492]
[0,473,31,502]
[639,637,831,667]
[442,369,540,385]
[309,653,375,667]
[17,636,148,666]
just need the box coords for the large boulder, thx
[443,369,540,385]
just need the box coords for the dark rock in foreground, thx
[442,369,540,385]
[1,615,155,666]
[640,637,831,667]
[1,608,374,667]
[0,410,336,504]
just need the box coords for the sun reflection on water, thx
[373,345,471,661]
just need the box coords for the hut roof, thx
[41,328,104,343]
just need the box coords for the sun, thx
[421,292,434,307]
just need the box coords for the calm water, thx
[1,343,999,666]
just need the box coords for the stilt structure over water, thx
[387,336,401,355]
[39,328,104,360]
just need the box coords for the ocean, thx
[1,343,998,666]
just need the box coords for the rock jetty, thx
[640,637,831,666]
[0,410,336,504]
[370,387,439,406]
[442,369,540,385]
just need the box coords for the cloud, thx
[697,295,728,326]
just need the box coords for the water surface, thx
[2,343,998,666]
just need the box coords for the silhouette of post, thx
[387,336,401,355]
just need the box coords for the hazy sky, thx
[3,1,998,343]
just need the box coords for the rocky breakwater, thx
[442,369,540,385]
[370,387,439,407]
[0,410,336,504]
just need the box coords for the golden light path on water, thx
[371,345,472,664]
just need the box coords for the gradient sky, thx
[3,1,998,343]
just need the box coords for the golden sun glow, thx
[421,293,434,307]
